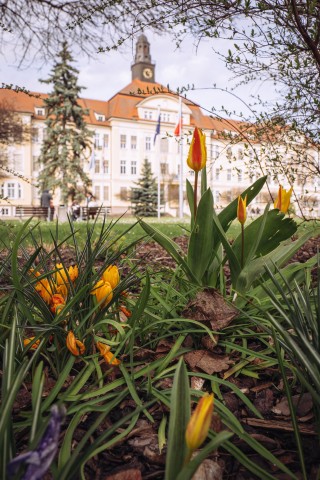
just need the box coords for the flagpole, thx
[154,106,161,219]
[178,96,183,219]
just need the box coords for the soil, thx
[3,235,320,479]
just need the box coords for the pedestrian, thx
[40,189,53,221]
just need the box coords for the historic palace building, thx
[0,34,319,218]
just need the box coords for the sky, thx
[0,30,278,120]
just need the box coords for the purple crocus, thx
[7,404,65,480]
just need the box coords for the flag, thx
[174,115,182,136]
[89,149,95,170]
[154,113,161,144]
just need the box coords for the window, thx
[120,135,126,149]
[226,147,232,159]
[227,169,232,181]
[238,148,243,160]
[226,190,232,202]
[161,112,170,122]
[94,186,100,200]
[120,187,128,200]
[131,160,137,175]
[1,207,9,216]
[103,134,109,148]
[1,181,22,199]
[32,128,39,143]
[102,160,109,174]
[160,162,169,175]
[238,169,242,182]
[103,186,109,201]
[215,168,220,181]
[131,136,137,150]
[35,107,45,116]
[95,159,100,174]
[215,191,220,203]
[160,138,168,153]
[94,133,102,149]
[120,160,126,174]
[95,112,105,122]
[144,110,153,120]
[145,137,151,151]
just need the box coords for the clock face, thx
[143,68,153,79]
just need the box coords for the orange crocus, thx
[274,185,293,214]
[185,393,214,452]
[24,336,40,350]
[237,195,247,225]
[66,331,85,356]
[96,341,121,366]
[35,278,55,304]
[187,127,207,172]
[50,293,65,314]
[91,280,113,307]
[119,305,132,318]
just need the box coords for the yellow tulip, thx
[102,265,120,290]
[187,127,207,172]
[185,393,214,452]
[66,331,85,356]
[237,195,247,225]
[24,337,40,350]
[274,185,293,214]
[96,341,121,365]
[91,280,113,306]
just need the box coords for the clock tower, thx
[131,34,156,83]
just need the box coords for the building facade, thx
[0,34,319,218]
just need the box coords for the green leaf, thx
[201,166,207,196]
[158,415,167,454]
[186,179,194,228]
[187,188,214,283]
[165,358,190,480]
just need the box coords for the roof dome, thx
[137,33,148,43]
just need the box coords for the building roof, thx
[0,83,245,133]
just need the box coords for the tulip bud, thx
[185,393,214,452]
[274,185,293,214]
[66,331,85,356]
[187,127,207,172]
[102,265,120,290]
[237,195,247,225]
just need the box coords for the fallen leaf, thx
[192,459,223,480]
[105,469,142,480]
[184,350,233,374]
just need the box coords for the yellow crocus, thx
[55,263,68,285]
[50,293,65,314]
[274,185,293,214]
[96,341,121,365]
[24,337,40,350]
[66,331,85,356]
[91,280,113,306]
[187,127,207,172]
[68,265,79,282]
[102,265,120,290]
[35,278,55,304]
[185,393,214,452]
[237,195,247,225]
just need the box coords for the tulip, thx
[50,293,65,314]
[96,341,121,365]
[91,280,113,306]
[102,265,120,290]
[66,331,85,356]
[187,127,207,172]
[185,393,214,452]
[24,337,40,350]
[237,195,247,225]
[274,185,293,214]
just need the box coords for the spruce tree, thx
[39,42,92,204]
[131,159,158,216]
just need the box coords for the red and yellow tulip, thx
[187,127,207,172]
[237,195,247,225]
[66,331,85,356]
[274,185,293,214]
[185,393,214,452]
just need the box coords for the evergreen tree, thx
[131,159,158,217]
[39,42,92,203]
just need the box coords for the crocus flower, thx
[274,185,293,214]
[7,404,65,480]
[237,195,247,225]
[35,278,55,304]
[66,331,85,356]
[68,265,79,282]
[102,265,120,290]
[24,337,40,350]
[50,293,65,314]
[96,341,121,365]
[119,305,132,318]
[91,280,113,306]
[187,127,207,172]
[55,263,68,285]
[185,393,214,452]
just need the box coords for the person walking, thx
[40,190,53,221]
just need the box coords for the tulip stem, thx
[194,171,198,219]
[241,223,244,269]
